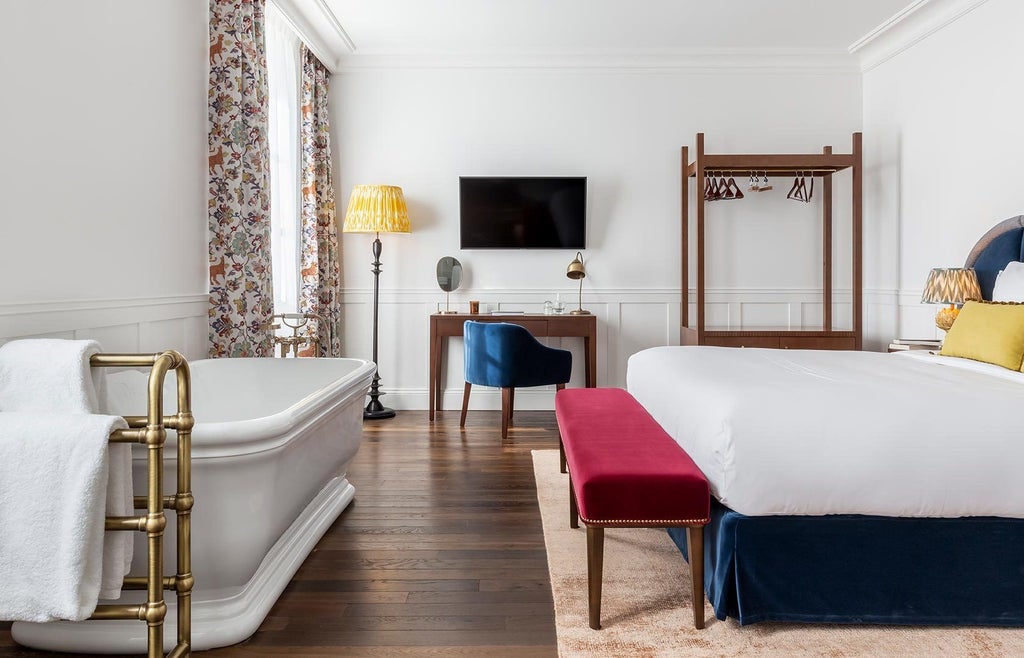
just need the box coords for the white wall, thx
[333,65,867,409]
[0,0,208,359]
[863,0,1024,340]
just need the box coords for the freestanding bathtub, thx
[13,357,375,653]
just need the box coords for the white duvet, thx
[626,347,1024,518]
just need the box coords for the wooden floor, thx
[0,410,561,657]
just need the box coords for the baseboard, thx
[382,386,565,412]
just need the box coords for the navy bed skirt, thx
[667,500,1024,626]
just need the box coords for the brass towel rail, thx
[88,351,193,658]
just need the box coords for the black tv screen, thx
[460,177,586,249]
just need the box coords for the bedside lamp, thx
[566,252,590,315]
[921,267,981,331]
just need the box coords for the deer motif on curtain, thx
[207,0,275,358]
[298,46,342,357]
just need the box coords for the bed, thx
[625,215,1024,625]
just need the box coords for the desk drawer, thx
[502,319,549,335]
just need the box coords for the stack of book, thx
[889,338,942,351]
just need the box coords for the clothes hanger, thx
[787,171,802,201]
[728,172,744,199]
[759,171,772,192]
[722,171,735,199]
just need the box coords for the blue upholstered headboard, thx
[964,215,1024,300]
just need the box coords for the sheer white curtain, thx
[265,3,302,315]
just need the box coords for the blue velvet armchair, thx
[461,321,573,439]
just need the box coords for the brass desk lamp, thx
[566,252,591,315]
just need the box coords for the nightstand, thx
[888,339,942,353]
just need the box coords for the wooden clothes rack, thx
[89,351,193,658]
[681,132,863,350]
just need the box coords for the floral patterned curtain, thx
[298,45,342,357]
[208,0,275,358]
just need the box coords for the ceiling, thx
[321,0,915,56]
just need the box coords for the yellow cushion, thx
[939,300,1024,370]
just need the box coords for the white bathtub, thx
[13,357,375,653]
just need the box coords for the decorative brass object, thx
[566,252,591,315]
[89,351,193,658]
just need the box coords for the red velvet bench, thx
[554,388,711,630]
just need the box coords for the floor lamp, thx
[342,184,410,420]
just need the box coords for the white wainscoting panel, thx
[341,287,900,411]
[0,295,209,361]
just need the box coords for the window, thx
[265,3,302,315]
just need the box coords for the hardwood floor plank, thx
[0,410,559,657]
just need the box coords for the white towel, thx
[0,339,135,619]
[0,413,128,621]
[0,339,106,414]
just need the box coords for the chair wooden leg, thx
[508,387,514,422]
[556,382,565,391]
[687,526,705,629]
[587,526,604,630]
[460,382,471,428]
[569,475,578,529]
[501,387,511,439]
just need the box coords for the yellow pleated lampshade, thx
[342,185,411,234]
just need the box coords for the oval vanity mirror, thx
[436,256,463,313]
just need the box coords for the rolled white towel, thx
[0,413,128,622]
[0,339,105,413]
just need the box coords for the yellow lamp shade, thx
[342,185,411,234]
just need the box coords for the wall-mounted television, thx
[459,177,586,249]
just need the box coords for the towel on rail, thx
[0,339,109,414]
[0,339,135,620]
[0,413,128,621]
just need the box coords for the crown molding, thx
[849,0,991,72]
[269,0,356,73]
[334,50,860,74]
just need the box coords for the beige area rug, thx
[532,449,1024,658]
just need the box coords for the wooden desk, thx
[429,313,598,421]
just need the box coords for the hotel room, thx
[1,0,1023,656]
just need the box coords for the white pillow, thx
[992,261,1024,302]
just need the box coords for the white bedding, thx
[626,347,1024,518]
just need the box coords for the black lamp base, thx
[363,374,395,420]
[363,403,396,420]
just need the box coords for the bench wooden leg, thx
[569,475,578,529]
[501,387,512,439]
[687,526,705,629]
[587,526,604,630]
[555,383,566,472]
[460,382,471,428]
[508,387,514,422]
